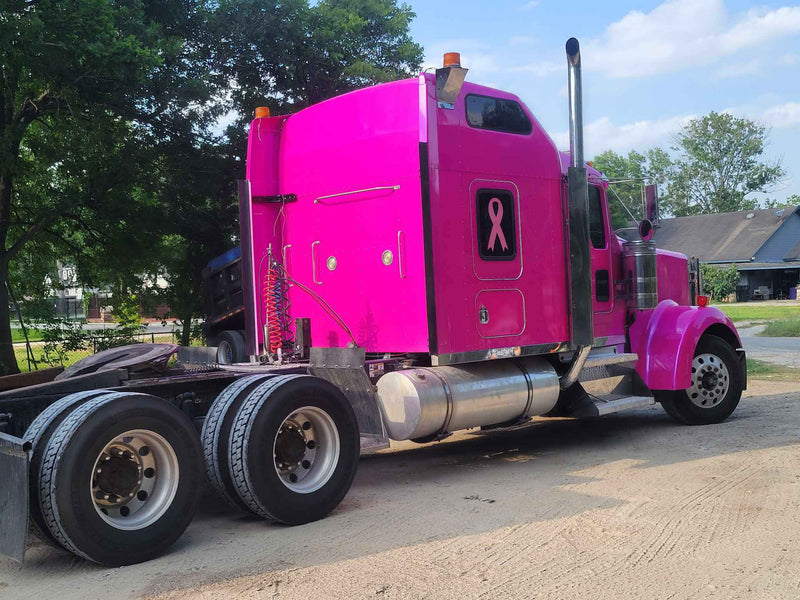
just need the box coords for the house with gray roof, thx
[655,206,800,301]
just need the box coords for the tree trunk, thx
[180,313,193,347]
[0,264,20,375]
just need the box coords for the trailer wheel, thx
[656,335,743,425]
[38,392,203,565]
[24,389,113,548]
[201,374,275,512]
[229,375,359,524]
[216,330,246,365]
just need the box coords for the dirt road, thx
[2,380,800,600]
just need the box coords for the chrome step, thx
[571,394,655,418]
[581,352,638,370]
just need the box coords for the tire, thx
[229,375,360,524]
[216,330,246,365]
[656,335,743,425]
[201,374,276,513]
[24,389,113,548]
[38,392,203,565]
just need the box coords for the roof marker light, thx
[443,52,461,68]
[697,295,710,307]
[255,106,270,118]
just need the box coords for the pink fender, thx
[629,300,742,391]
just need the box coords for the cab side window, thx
[465,95,532,135]
[588,185,606,249]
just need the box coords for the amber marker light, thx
[443,52,461,68]
[255,106,271,118]
[696,295,710,307]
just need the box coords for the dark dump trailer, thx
[201,246,248,364]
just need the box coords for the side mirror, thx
[639,219,654,241]
[644,184,659,226]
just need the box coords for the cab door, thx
[588,184,616,337]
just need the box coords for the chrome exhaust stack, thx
[563,37,593,388]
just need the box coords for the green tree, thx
[0,0,214,373]
[700,263,740,302]
[664,111,784,217]
[591,148,671,229]
[214,0,424,116]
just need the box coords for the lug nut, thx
[95,491,105,500]
[289,473,298,483]
[119,506,130,517]
[144,467,155,478]
[306,440,316,449]
[137,490,148,501]
[302,460,311,469]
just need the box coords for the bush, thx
[700,264,739,301]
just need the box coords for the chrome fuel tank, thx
[375,357,559,441]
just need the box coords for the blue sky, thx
[408,0,800,202]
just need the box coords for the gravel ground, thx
[2,380,800,600]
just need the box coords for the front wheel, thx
[656,335,743,425]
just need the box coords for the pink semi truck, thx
[0,39,745,566]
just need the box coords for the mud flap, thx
[0,432,29,563]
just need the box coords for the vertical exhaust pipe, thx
[562,37,593,389]
[566,38,584,169]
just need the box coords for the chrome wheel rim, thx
[90,429,179,530]
[217,340,233,364]
[688,353,730,408]
[273,406,339,494]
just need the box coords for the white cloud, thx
[762,103,800,129]
[779,53,798,66]
[509,35,535,46]
[521,1,540,10]
[713,59,761,80]
[584,0,800,79]
[510,61,561,77]
[553,114,695,155]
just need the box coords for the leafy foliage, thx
[591,149,671,229]
[700,264,740,302]
[663,112,785,216]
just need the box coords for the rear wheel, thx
[656,335,743,425]
[24,389,112,548]
[201,374,275,512]
[38,393,203,565]
[228,375,360,524]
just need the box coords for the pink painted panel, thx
[273,79,429,352]
[657,248,691,305]
[475,289,526,338]
[425,76,570,358]
[629,300,740,390]
[245,116,287,351]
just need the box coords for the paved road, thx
[738,325,800,367]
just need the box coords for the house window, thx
[466,95,532,135]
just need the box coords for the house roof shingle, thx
[655,206,799,262]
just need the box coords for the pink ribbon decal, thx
[487,197,509,252]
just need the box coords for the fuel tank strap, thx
[512,359,534,418]
[426,368,455,434]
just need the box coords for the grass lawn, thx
[715,303,800,323]
[747,358,800,381]
[10,328,44,343]
[758,319,800,337]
